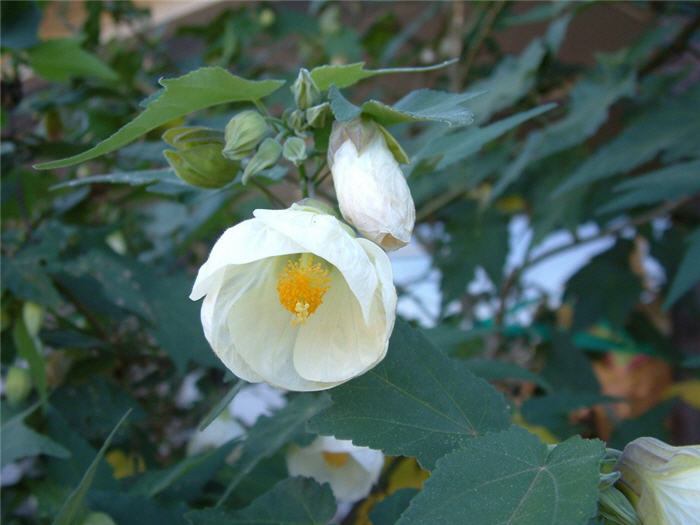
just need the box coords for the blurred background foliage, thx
[1,1,699,524]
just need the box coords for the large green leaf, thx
[51,169,188,191]
[329,86,480,127]
[370,489,419,524]
[463,358,553,393]
[35,67,284,169]
[86,491,188,525]
[553,84,700,196]
[598,159,700,215]
[27,38,119,82]
[309,320,511,470]
[397,427,605,525]
[188,477,336,525]
[52,409,131,525]
[217,394,331,505]
[310,59,456,91]
[12,319,47,404]
[664,228,700,310]
[1,402,70,467]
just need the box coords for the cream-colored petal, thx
[357,238,397,331]
[190,218,305,300]
[226,258,342,391]
[293,267,388,383]
[201,265,264,383]
[254,208,378,322]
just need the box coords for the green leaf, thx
[463,358,553,393]
[310,320,511,470]
[86,491,188,525]
[188,477,336,525]
[310,59,457,91]
[370,489,419,524]
[12,318,47,404]
[52,409,131,525]
[35,67,285,169]
[397,427,605,525]
[1,402,70,467]
[598,159,700,215]
[27,38,119,82]
[50,169,187,191]
[664,228,700,310]
[553,84,700,196]
[362,88,480,127]
[199,381,245,432]
[521,394,616,439]
[2,246,64,308]
[328,85,362,121]
[217,394,331,505]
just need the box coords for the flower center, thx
[322,451,350,468]
[276,255,331,326]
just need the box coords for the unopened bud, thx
[242,138,282,184]
[616,437,700,525]
[598,485,641,525]
[22,302,43,338]
[223,110,270,160]
[291,68,321,110]
[5,366,32,405]
[328,118,415,251]
[287,109,306,134]
[306,102,331,128]
[282,137,307,165]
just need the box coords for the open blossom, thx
[286,436,384,502]
[328,119,415,251]
[616,437,700,525]
[190,203,397,391]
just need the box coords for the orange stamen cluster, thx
[322,451,351,468]
[276,256,331,326]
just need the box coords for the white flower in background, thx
[286,436,384,503]
[186,412,245,455]
[174,370,205,409]
[616,437,700,525]
[328,119,415,251]
[190,203,396,392]
[229,383,287,426]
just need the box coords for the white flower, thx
[190,204,397,392]
[616,437,700,525]
[286,436,384,503]
[229,383,287,426]
[329,120,415,251]
[187,412,245,455]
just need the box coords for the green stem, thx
[299,163,310,198]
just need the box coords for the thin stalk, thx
[299,163,310,198]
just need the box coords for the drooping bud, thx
[328,118,415,251]
[616,437,700,525]
[282,137,307,165]
[5,366,32,405]
[222,110,270,160]
[287,109,306,134]
[305,102,331,128]
[242,138,282,184]
[291,68,321,110]
[163,126,239,189]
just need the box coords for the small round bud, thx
[22,302,43,338]
[282,137,307,165]
[242,138,282,184]
[223,110,270,160]
[287,109,306,134]
[5,366,32,405]
[291,68,321,110]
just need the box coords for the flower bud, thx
[616,437,700,525]
[282,137,307,165]
[291,68,321,110]
[287,109,306,134]
[5,366,32,405]
[328,119,415,251]
[306,102,331,128]
[599,485,641,525]
[223,110,270,160]
[22,302,43,338]
[242,138,282,184]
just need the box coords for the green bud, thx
[282,137,307,165]
[223,110,270,160]
[598,485,641,525]
[81,512,117,525]
[22,302,43,338]
[162,126,224,149]
[242,138,282,184]
[287,109,306,134]
[164,144,239,189]
[305,102,331,128]
[291,68,321,110]
[5,366,32,405]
